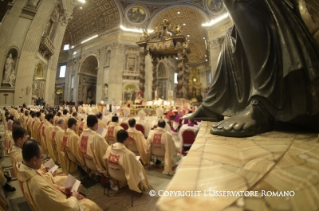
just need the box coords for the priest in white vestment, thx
[16,139,102,211]
[127,118,149,165]
[106,116,124,144]
[103,129,149,193]
[147,120,181,175]
[79,115,109,176]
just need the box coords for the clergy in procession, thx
[31,112,41,142]
[103,129,149,193]
[16,139,103,211]
[40,109,45,121]
[79,115,109,176]
[42,113,56,162]
[61,118,85,173]
[106,116,123,145]
[50,118,66,165]
[147,120,180,175]
[96,112,107,129]
[127,118,149,165]
[4,120,14,153]
[136,110,150,138]
[52,110,57,126]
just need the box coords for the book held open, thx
[44,159,58,174]
[64,174,81,192]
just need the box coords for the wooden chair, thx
[135,124,145,135]
[148,136,165,170]
[120,123,129,130]
[106,160,134,207]
[181,130,196,155]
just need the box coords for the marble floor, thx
[157,121,319,211]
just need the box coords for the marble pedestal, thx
[156,122,319,211]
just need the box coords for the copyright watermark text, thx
[149,190,295,197]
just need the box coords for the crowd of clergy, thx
[0,103,201,211]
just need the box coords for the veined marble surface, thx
[156,121,319,211]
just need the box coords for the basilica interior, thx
[0,0,319,210]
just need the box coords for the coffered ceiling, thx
[65,0,120,45]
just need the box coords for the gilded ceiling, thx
[151,7,207,63]
[65,0,120,45]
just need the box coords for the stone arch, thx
[80,55,99,75]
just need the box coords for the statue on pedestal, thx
[186,0,319,137]
[2,53,16,87]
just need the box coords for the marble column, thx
[14,0,56,106]
[45,7,74,105]
[108,42,124,105]
[139,47,146,95]
[151,57,158,100]
[144,54,152,100]
[96,49,104,103]
[183,59,189,99]
[0,0,28,84]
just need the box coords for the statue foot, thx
[211,100,274,137]
[182,106,220,121]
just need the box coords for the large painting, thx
[206,0,224,14]
[125,5,148,25]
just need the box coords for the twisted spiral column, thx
[176,50,184,98]
[139,47,146,95]
[152,57,158,100]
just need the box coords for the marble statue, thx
[3,54,14,83]
[32,74,38,96]
[186,0,319,137]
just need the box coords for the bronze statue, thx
[186,0,319,137]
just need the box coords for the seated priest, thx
[4,119,14,153]
[21,110,29,130]
[71,112,81,135]
[96,112,107,129]
[62,109,69,130]
[106,116,124,145]
[147,120,181,175]
[61,118,85,173]
[127,118,150,165]
[10,126,67,191]
[79,115,109,176]
[16,139,102,211]
[50,118,66,165]
[42,113,56,162]
[103,130,149,193]
[136,110,150,138]
[27,111,35,137]
[31,111,41,143]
